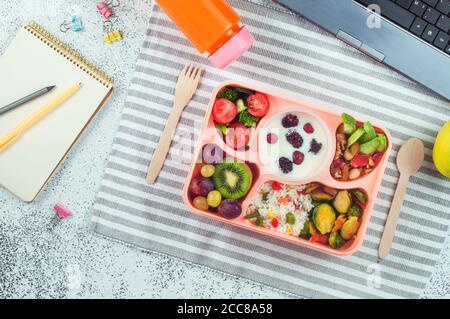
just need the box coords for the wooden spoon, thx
[378,138,424,260]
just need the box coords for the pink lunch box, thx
[182,81,392,256]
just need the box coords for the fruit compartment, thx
[186,142,260,221]
[183,81,392,256]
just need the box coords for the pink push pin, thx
[97,2,113,20]
[49,203,71,228]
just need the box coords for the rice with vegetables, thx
[246,182,313,236]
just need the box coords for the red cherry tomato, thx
[271,218,279,228]
[212,98,237,124]
[351,154,370,167]
[247,92,270,117]
[271,181,282,191]
[373,152,384,165]
[225,123,250,149]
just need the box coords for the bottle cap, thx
[208,26,254,69]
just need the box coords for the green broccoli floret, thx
[217,87,238,102]
[237,110,259,127]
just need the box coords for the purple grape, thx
[218,199,242,219]
[202,143,224,164]
[189,176,214,197]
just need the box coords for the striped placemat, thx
[92,0,450,298]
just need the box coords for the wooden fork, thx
[146,64,202,184]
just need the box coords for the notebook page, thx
[0,26,113,202]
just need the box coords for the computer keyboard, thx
[355,0,450,55]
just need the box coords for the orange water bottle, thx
[156,0,254,69]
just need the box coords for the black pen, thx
[0,85,56,115]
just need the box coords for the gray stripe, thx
[377,192,450,220]
[118,122,199,145]
[382,178,450,199]
[365,228,441,255]
[362,240,435,265]
[114,136,195,164]
[105,165,185,191]
[370,215,446,242]
[121,112,199,136]
[374,203,448,231]
[110,149,189,177]
[127,88,207,118]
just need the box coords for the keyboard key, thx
[397,0,414,9]
[433,31,450,49]
[436,14,450,32]
[410,0,428,15]
[410,17,428,35]
[422,24,439,42]
[423,0,438,6]
[436,0,450,14]
[445,45,450,55]
[356,0,415,28]
[423,7,441,23]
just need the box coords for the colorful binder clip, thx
[97,0,120,21]
[49,203,71,228]
[103,21,122,44]
[60,16,84,33]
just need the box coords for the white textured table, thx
[0,0,448,298]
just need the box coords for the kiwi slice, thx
[213,158,253,200]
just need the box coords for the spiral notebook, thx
[0,22,114,202]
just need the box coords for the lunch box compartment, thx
[330,122,391,183]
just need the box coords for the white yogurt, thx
[259,111,328,181]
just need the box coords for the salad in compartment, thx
[331,113,388,181]
[212,86,270,150]
[245,181,368,249]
